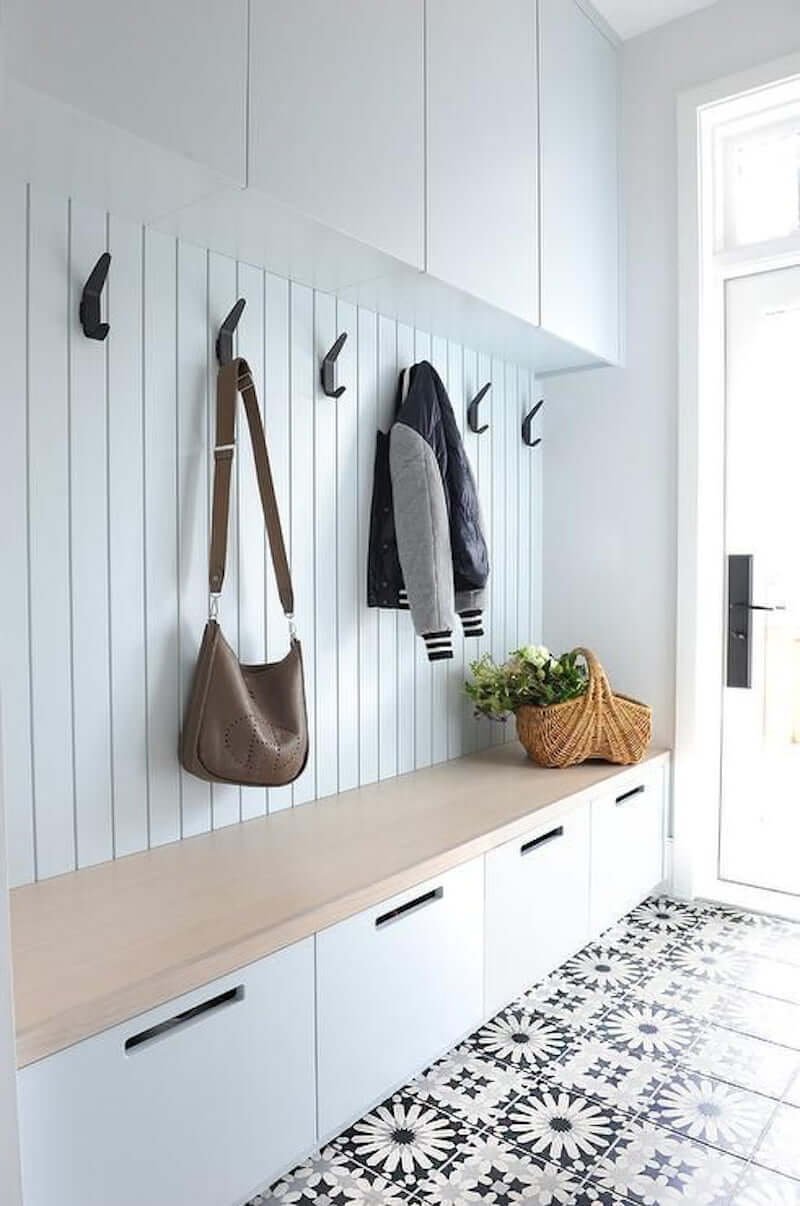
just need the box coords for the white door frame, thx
[675,52,800,919]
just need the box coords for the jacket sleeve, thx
[389,420,456,660]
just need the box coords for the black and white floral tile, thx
[252,897,800,1205]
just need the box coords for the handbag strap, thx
[209,358,294,620]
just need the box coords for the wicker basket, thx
[515,648,652,768]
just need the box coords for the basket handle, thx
[572,647,613,710]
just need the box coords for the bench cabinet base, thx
[18,938,316,1206]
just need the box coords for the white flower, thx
[476,1011,566,1066]
[667,942,750,981]
[513,1161,580,1204]
[628,898,698,934]
[602,1004,694,1056]
[351,1100,455,1175]
[564,946,643,990]
[520,643,552,667]
[510,1091,614,1162]
[460,1135,527,1176]
[419,1167,482,1205]
[656,1077,767,1146]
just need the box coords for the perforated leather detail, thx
[223,713,304,778]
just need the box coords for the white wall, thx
[0,700,23,1206]
[543,0,800,748]
[0,177,543,888]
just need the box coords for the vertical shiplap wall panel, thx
[107,215,148,858]
[446,340,468,762]
[357,309,379,786]
[27,188,75,880]
[395,323,416,777]
[490,356,508,747]
[69,202,114,867]
[143,229,181,848]
[475,351,493,752]
[335,299,359,794]
[0,179,35,886]
[206,253,241,828]
[376,317,398,782]
[461,345,480,756]
[313,290,339,800]
[412,328,433,770]
[531,375,544,643]
[263,273,293,813]
[430,335,450,767]
[290,283,317,807]
[517,369,533,649]
[176,241,212,838]
[236,261,269,822]
[7,185,543,885]
[505,363,520,652]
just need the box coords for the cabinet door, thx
[590,767,666,937]
[18,940,316,1206]
[316,859,484,1140]
[539,0,620,361]
[485,806,591,1017]
[426,0,539,322]
[2,0,248,183]
[249,0,424,268]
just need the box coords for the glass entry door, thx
[721,265,800,899]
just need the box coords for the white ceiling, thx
[592,0,720,40]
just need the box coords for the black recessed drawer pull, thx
[616,784,646,806]
[520,825,564,855]
[124,986,244,1053]
[375,886,444,929]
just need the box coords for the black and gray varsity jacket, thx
[367,360,489,661]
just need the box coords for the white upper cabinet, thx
[248,1,424,269]
[1,0,248,184]
[426,0,539,323]
[539,0,620,362]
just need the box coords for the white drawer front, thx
[590,767,666,937]
[18,938,316,1206]
[485,806,591,1018]
[316,858,484,1140]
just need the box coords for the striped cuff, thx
[398,587,410,611]
[460,609,484,639]
[423,631,454,662]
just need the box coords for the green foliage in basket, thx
[465,645,588,721]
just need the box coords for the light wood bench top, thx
[11,744,669,1067]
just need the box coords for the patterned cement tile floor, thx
[253,897,800,1205]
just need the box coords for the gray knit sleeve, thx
[389,421,456,660]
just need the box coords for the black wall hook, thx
[79,252,111,341]
[216,298,246,367]
[522,399,544,448]
[321,332,348,398]
[467,383,491,434]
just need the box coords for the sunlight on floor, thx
[253,897,800,1205]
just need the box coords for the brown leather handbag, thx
[181,358,308,786]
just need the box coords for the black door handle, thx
[727,555,786,688]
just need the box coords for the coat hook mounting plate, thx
[79,252,111,341]
[216,298,246,367]
[321,332,348,398]
[467,383,491,434]
[522,398,544,448]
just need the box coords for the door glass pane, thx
[721,266,800,896]
[723,125,800,248]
